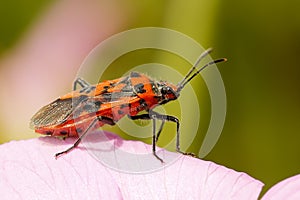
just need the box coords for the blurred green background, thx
[1,0,300,195]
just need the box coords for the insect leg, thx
[155,120,165,143]
[128,114,165,163]
[55,117,98,159]
[128,114,150,120]
[73,77,90,90]
[148,110,181,152]
[149,110,196,158]
[152,117,164,163]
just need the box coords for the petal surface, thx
[0,132,263,200]
[262,174,300,200]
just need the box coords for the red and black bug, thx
[30,48,226,162]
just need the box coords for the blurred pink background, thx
[0,0,128,142]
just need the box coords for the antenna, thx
[177,49,226,92]
[177,48,213,88]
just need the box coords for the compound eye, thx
[162,87,173,95]
[166,87,173,94]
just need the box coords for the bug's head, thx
[176,48,227,94]
[157,81,179,104]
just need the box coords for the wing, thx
[30,76,130,129]
[30,96,87,129]
[30,98,73,129]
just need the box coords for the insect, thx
[30,48,226,162]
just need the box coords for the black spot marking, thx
[103,85,109,89]
[45,131,52,135]
[60,130,68,135]
[118,109,124,115]
[139,99,148,108]
[110,82,116,86]
[94,101,102,108]
[134,83,146,94]
[130,72,141,77]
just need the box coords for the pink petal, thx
[0,131,263,199]
[0,135,122,199]
[262,175,300,200]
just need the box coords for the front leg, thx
[128,113,165,163]
[148,110,182,153]
[149,110,196,158]
[128,110,196,163]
